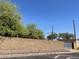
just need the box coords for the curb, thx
[0,51,79,58]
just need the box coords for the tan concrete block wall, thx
[74,42,79,49]
[74,42,77,49]
[0,37,64,54]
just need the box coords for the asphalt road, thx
[1,53,79,59]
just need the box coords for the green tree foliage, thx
[47,33,58,40]
[26,24,44,39]
[0,0,22,37]
[36,29,44,39]
[59,33,74,39]
[0,0,45,39]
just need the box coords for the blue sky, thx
[11,0,79,38]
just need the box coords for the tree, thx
[36,29,44,39]
[0,0,45,39]
[17,26,30,38]
[26,24,44,39]
[47,33,58,40]
[0,0,23,37]
[26,24,36,38]
[59,33,74,39]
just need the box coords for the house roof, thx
[58,39,76,42]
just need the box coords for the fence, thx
[0,37,64,54]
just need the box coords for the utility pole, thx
[73,19,76,40]
[52,26,54,34]
[73,19,78,49]
[51,26,54,40]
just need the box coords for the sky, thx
[11,0,79,38]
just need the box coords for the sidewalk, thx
[0,49,78,58]
[0,52,72,58]
[70,49,79,52]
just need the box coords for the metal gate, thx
[64,42,72,49]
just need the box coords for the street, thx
[1,53,79,59]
